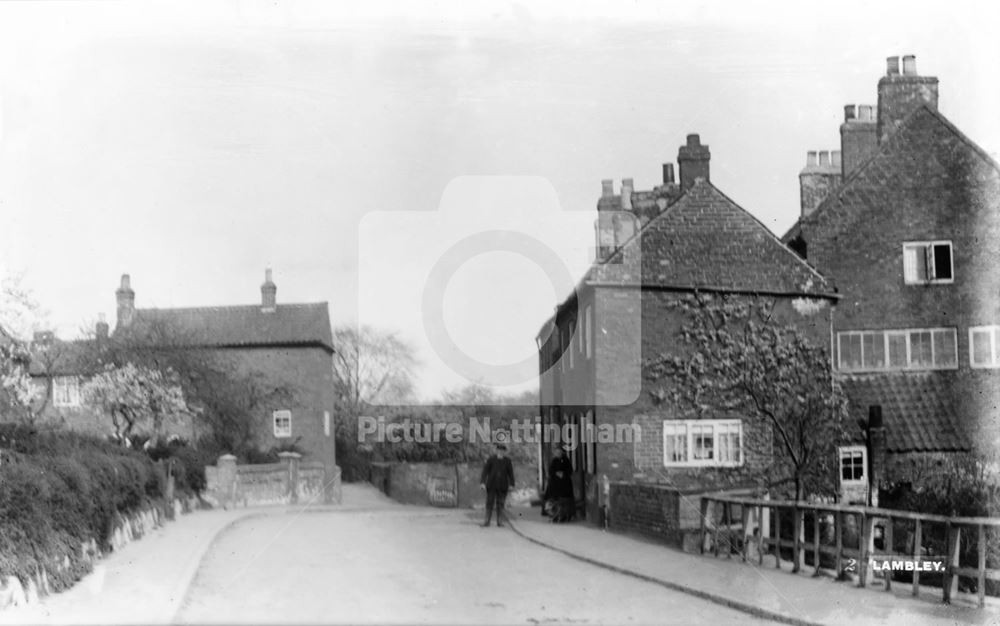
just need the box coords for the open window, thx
[903,241,953,284]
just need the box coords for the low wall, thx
[369,461,538,509]
[204,452,342,508]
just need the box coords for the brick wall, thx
[370,461,539,508]
[608,482,684,547]
[204,453,340,506]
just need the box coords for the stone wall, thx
[369,461,538,509]
[204,452,342,508]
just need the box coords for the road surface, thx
[175,486,772,624]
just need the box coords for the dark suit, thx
[480,454,515,526]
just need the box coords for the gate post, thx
[279,452,302,505]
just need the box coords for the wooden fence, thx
[700,495,1000,608]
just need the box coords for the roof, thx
[783,104,1000,243]
[585,179,837,297]
[28,339,105,376]
[115,303,335,354]
[839,372,971,453]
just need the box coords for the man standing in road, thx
[480,443,515,527]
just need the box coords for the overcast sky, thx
[1,0,997,400]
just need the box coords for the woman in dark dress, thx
[544,446,575,522]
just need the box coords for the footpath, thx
[505,506,998,626]
[0,507,260,626]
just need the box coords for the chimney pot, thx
[620,178,634,210]
[819,151,830,166]
[662,163,675,185]
[859,104,874,121]
[601,179,614,198]
[116,273,136,328]
[831,150,842,167]
[902,54,917,76]
[261,268,277,311]
[886,55,900,76]
[844,104,857,121]
[686,133,701,147]
[807,151,818,167]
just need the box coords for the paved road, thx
[175,487,773,625]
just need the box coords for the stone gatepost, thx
[278,452,302,505]
[217,454,238,509]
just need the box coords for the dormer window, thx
[903,241,953,284]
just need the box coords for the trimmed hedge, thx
[0,428,163,591]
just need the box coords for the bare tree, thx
[332,325,417,414]
[645,293,849,500]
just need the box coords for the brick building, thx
[537,134,839,533]
[783,55,1000,499]
[28,271,340,501]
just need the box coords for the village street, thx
[173,485,767,625]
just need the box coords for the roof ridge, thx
[136,302,327,313]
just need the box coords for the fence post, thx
[834,511,843,580]
[813,510,821,577]
[713,501,723,558]
[792,505,803,573]
[859,512,871,588]
[883,517,894,591]
[756,505,765,566]
[942,522,960,604]
[741,504,751,562]
[911,519,922,597]
[774,507,782,570]
[700,498,710,555]
[978,524,986,608]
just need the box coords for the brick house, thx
[28,271,340,499]
[537,134,839,537]
[783,55,1000,501]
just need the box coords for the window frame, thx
[52,376,81,407]
[836,328,958,372]
[902,241,954,285]
[838,445,867,485]
[969,325,1000,369]
[661,419,743,468]
[273,409,292,438]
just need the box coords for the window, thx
[273,410,292,437]
[662,419,742,468]
[837,328,957,372]
[903,241,953,284]
[53,376,80,407]
[839,446,867,483]
[970,325,1000,368]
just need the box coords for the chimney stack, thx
[677,134,710,192]
[799,147,842,217]
[877,53,938,143]
[116,274,135,328]
[95,313,109,341]
[662,163,675,185]
[841,103,878,177]
[261,268,277,312]
[620,178,633,210]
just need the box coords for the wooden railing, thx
[700,495,1000,608]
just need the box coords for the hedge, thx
[0,428,164,591]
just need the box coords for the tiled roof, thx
[115,303,334,353]
[783,105,1000,243]
[839,372,971,452]
[28,339,104,376]
[586,179,837,297]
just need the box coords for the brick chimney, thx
[877,54,938,143]
[840,104,878,177]
[677,134,710,192]
[95,313,109,341]
[261,268,277,312]
[799,149,842,217]
[116,274,135,328]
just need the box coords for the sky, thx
[1,0,998,401]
